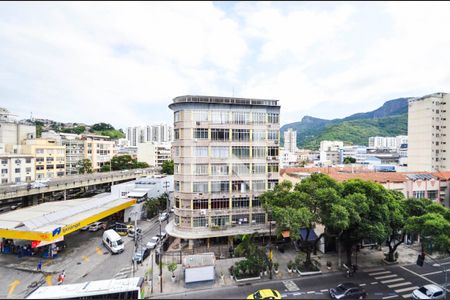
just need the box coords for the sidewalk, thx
[143,242,447,298]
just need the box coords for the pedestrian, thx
[37,260,42,272]
[58,270,65,285]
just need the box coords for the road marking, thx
[375,274,398,280]
[381,278,404,284]
[359,283,366,287]
[387,282,412,288]
[402,294,412,298]
[281,294,287,298]
[400,266,450,293]
[371,281,378,285]
[369,271,391,276]
[292,292,303,296]
[320,289,328,292]
[8,280,20,297]
[96,247,103,255]
[365,267,385,272]
[306,291,315,294]
[422,270,445,276]
[283,280,299,292]
[82,255,89,262]
[45,275,53,286]
[394,286,418,293]
[382,295,398,299]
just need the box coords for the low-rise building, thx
[21,138,66,179]
[0,154,35,184]
[81,134,116,172]
[137,142,172,167]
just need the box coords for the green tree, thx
[99,162,111,172]
[144,193,168,218]
[343,157,356,164]
[77,159,93,174]
[162,160,174,175]
[91,123,115,131]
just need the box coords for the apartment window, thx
[268,113,279,124]
[232,163,250,175]
[174,129,180,140]
[211,164,229,175]
[252,163,266,174]
[194,128,208,139]
[175,197,180,208]
[174,181,180,192]
[193,199,208,209]
[253,213,266,224]
[194,147,208,157]
[46,157,54,162]
[252,196,261,207]
[413,191,425,199]
[252,180,265,191]
[211,198,230,209]
[232,129,250,141]
[232,112,249,124]
[193,182,208,193]
[211,129,229,141]
[192,111,208,122]
[1,159,7,165]
[232,214,249,225]
[25,158,32,164]
[56,164,65,169]
[268,163,279,173]
[26,176,31,182]
[211,147,228,158]
[15,159,21,164]
[47,165,54,170]
[174,111,181,122]
[57,172,64,177]
[211,216,228,226]
[174,215,180,225]
[427,191,437,200]
[268,130,279,141]
[193,217,207,227]
[36,149,44,154]
[268,147,279,157]
[252,112,266,124]
[26,167,31,173]
[211,111,229,124]
[1,169,7,174]
[252,146,266,158]
[232,197,250,208]
[252,130,266,141]
[1,179,7,184]
[15,177,21,183]
[232,146,250,158]
[15,168,20,173]
[268,179,279,190]
[211,181,229,193]
[36,165,44,171]
[232,180,250,192]
[194,164,209,175]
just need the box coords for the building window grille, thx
[211,128,229,141]
[232,146,250,158]
[232,214,249,225]
[232,197,250,208]
[211,164,229,175]
[253,213,266,224]
[193,217,207,227]
[193,199,208,209]
[194,128,208,139]
[211,147,229,158]
[211,198,230,209]
[211,181,229,193]
[232,129,250,141]
[193,182,208,193]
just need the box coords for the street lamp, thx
[268,212,276,280]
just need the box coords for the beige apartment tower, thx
[167,95,280,248]
[408,92,450,172]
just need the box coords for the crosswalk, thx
[366,267,417,299]
[113,266,132,279]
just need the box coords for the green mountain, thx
[281,97,411,150]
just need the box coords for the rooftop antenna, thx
[30,111,34,121]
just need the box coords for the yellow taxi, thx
[247,289,282,300]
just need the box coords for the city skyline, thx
[2,2,450,129]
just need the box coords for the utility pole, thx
[268,212,273,280]
[158,208,163,293]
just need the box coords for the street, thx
[158,257,450,299]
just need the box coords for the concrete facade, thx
[0,108,36,146]
[168,95,280,241]
[408,92,450,171]
[0,154,35,184]
[81,134,116,172]
[283,128,297,153]
[22,139,66,180]
[137,142,172,167]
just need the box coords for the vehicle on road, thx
[31,181,49,188]
[80,225,90,231]
[102,229,124,254]
[159,212,169,222]
[412,284,445,299]
[108,222,129,236]
[132,247,150,264]
[170,206,175,213]
[247,289,281,299]
[146,236,160,249]
[156,231,167,240]
[128,228,142,239]
[88,221,104,232]
[26,277,145,299]
[329,282,367,299]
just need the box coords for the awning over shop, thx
[0,195,136,242]
[127,190,147,198]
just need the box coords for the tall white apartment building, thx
[319,140,343,165]
[368,136,408,150]
[0,154,35,184]
[167,95,280,249]
[408,92,450,172]
[284,128,298,153]
[127,124,173,146]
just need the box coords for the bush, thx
[287,261,294,270]
[167,262,177,276]
[273,262,279,271]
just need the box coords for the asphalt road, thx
[158,257,450,299]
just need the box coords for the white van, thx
[102,230,124,254]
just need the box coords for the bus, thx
[26,277,145,299]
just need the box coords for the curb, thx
[5,265,60,274]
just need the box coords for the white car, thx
[146,236,160,249]
[80,225,90,231]
[31,181,49,188]
[159,212,169,222]
[412,284,445,299]
[88,222,104,232]
[156,231,167,240]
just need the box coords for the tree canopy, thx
[99,155,149,172]
[161,160,174,175]
[77,159,93,174]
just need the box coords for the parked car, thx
[170,206,175,213]
[31,181,49,188]
[247,289,281,300]
[156,231,167,240]
[146,236,160,249]
[329,283,367,299]
[108,222,128,235]
[102,230,124,254]
[128,228,142,239]
[412,284,445,299]
[159,212,169,222]
[88,222,105,232]
[132,247,150,264]
[80,225,90,231]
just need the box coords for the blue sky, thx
[1,1,450,130]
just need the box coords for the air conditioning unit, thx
[196,121,201,126]
[200,209,206,215]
